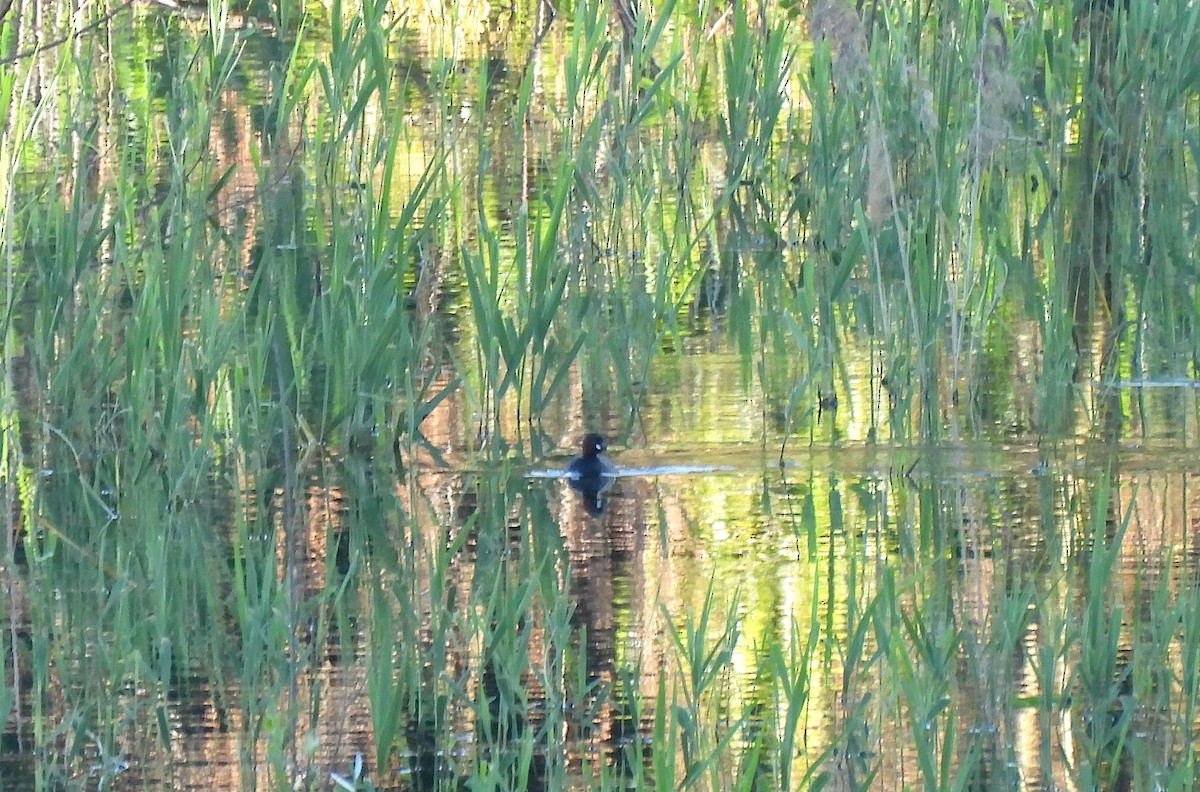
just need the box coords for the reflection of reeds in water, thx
[401,0,497,56]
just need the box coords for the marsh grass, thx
[3,0,1200,789]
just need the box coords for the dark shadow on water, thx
[567,474,615,516]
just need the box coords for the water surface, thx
[3,1,1200,790]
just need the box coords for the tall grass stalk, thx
[771,611,820,790]
[660,579,748,789]
[1071,476,1133,789]
[1,21,45,763]
[463,144,581,444]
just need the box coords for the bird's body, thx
[567,433,616,479]
[566,433,616,515]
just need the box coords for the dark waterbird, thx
[566,433,616,515]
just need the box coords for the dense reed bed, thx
[1,0,1199,789]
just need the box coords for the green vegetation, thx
[1,0,1199,789]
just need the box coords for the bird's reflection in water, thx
[568,473,614,516]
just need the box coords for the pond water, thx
[3,1,1200,791]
